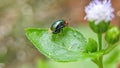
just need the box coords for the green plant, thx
[25,0,120,68]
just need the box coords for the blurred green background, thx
[0,0,120,68]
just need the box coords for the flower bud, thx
[105,26,120,44]
[85,0,114,34]
[89,21,110,33]
[85,38,97,53]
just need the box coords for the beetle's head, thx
[65,21,69,26]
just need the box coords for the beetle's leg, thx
[60,28,64,36]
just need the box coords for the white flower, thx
[84,0,114,25]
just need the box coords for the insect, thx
[50,20,68,34]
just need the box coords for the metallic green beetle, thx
[50,20,68,34]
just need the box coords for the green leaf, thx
[25,27,103,62]
[26,27,87,62]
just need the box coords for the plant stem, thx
[105,42,119,54]
[99,56,103,68]
[98,34,102,51]
[98,33,103,68]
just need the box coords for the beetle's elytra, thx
[50,20,68,34]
